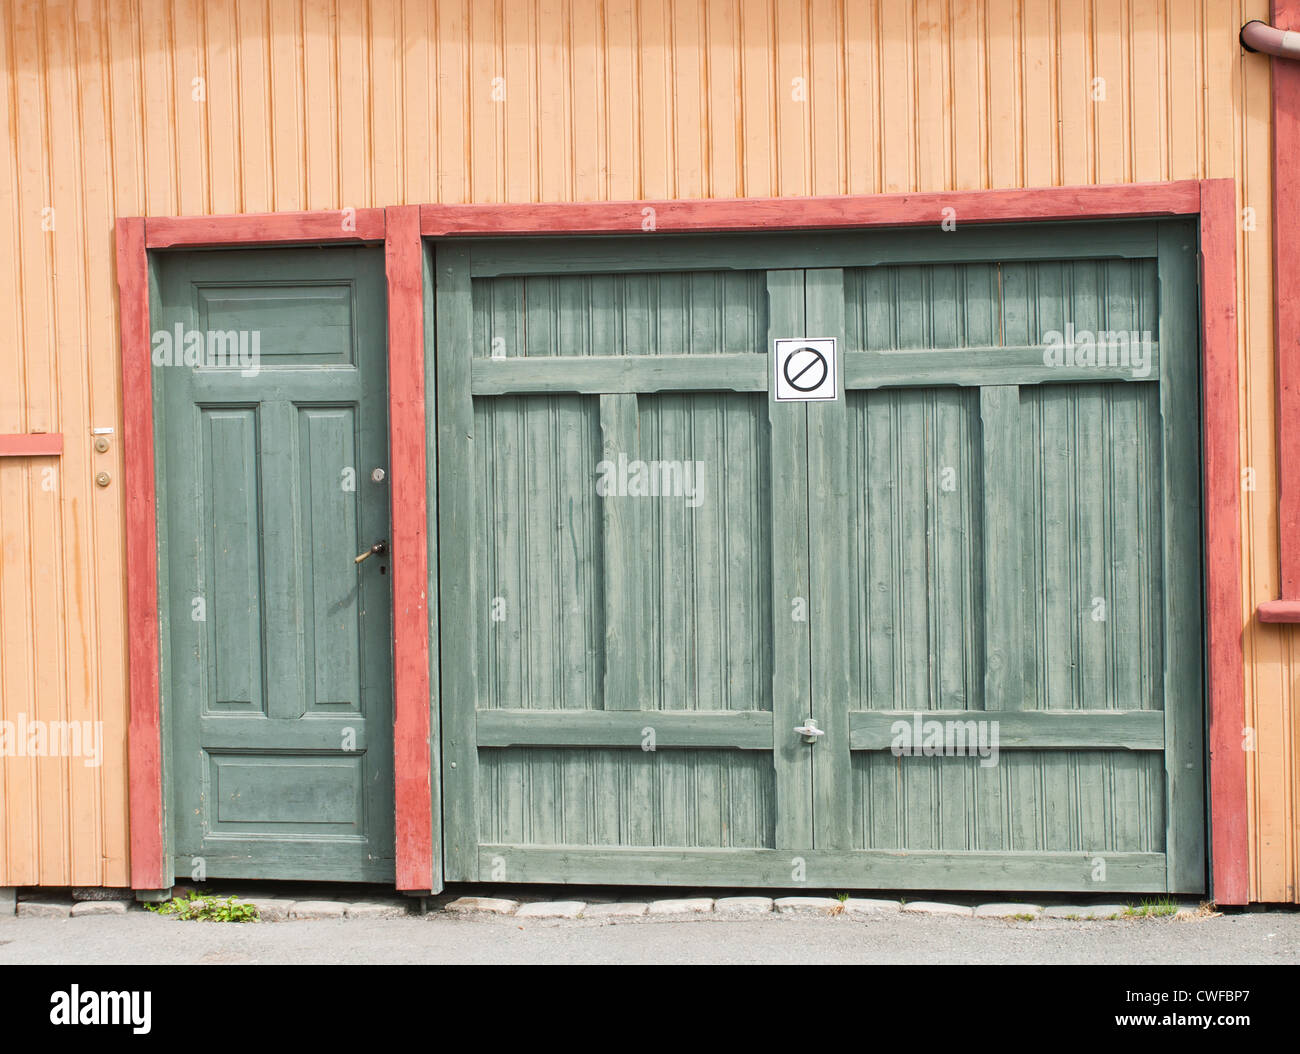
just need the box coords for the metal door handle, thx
[794,718,824,744]
[355,540,388,564]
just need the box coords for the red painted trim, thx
[420,181,1202,236]
[0,433,63,456]
[145,208,384,249]
[1256,599,1300,622]
[117,218,166,891]
[384,206,434,891]
[1267,1,1300,601]
[1200,178,1249,905]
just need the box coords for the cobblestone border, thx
[8,893,413,922]
[4,889,1213,923]
[441,896,1212,921]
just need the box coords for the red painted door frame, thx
[118,179,1248,903]
[116,207,432,892]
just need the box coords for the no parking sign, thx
[773,337,839,401]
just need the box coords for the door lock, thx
[354,540,388,564]
[794,718,824,744]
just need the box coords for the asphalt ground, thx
[2,902,1297,965]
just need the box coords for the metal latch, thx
[794,718,824,744]
[355,539,388,564]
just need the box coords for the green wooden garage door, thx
[434,220,1204,894]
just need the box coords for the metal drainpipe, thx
[1241,18,1300,59]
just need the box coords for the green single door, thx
[435,220,1204,894]
[157,247,395,882]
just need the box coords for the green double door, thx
[436,220,1205,894]
[157,248,395,882]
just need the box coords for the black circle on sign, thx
[783,345,829,392]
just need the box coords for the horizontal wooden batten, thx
[471,354,768,395]
[849,710,1166,751]
[843,346,1160,390]
[424,183,1199,239]
[476,709,774,750]
[477,845,1169,891]
[145,209,385,249]
[198,717,369,752]
[169,855,389,883]
[0,433,63,456]
[464,223,1159,278]
[469,346,1156,397]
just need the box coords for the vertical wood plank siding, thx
[0,0,1289,901]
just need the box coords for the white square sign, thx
[773,337,838,402]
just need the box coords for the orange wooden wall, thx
[0,0,1294,901]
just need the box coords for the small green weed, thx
[147,891,259,923]
[1122,898,1178,919]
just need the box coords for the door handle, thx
[355,539,388,564]
[794,718,824,744]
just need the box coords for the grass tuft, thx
[147,891,259,923]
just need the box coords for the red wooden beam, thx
[421,181,1202,236]
[1274,0,1300,599]
[0,433,63,456]
[145,208,384,249]
[1200,178,1249,906]
[1256,0,1300,622]
[117,217,166,892]
[385,205,434,892]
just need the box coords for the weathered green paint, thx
[474,845,1169,891]
[434,242,482,881]
[435,222,1204,893]
[600,393,647,711]
[477,709,775,749]
[157,248,394,882]
[806,268,853,851]
[767,269,814,853]
[470,346,1160,396]
[849,710,1166,751]
[1157,221,1208,893]
[466,222,1161,277]
[421,241,446,890]
[981,385,1024,711]
[473,354,770,395]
